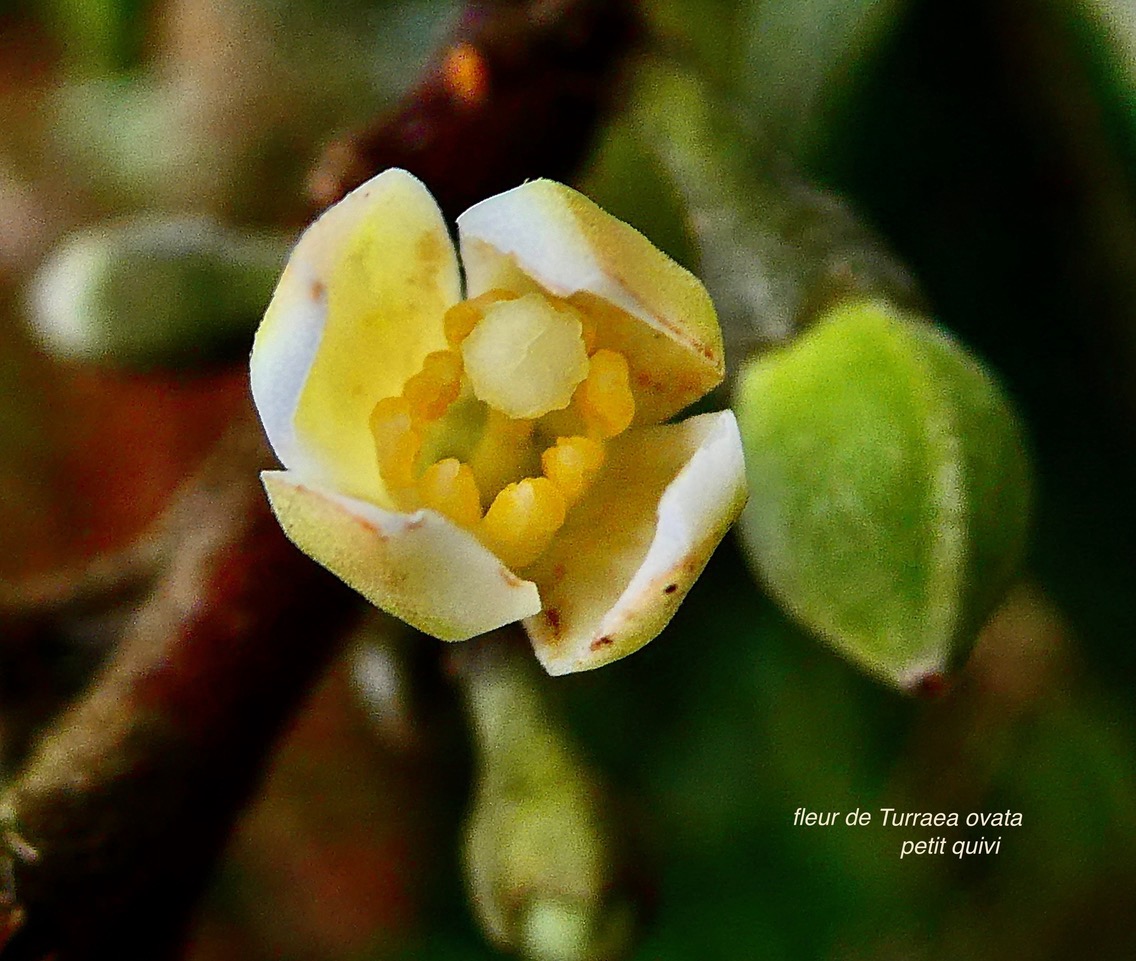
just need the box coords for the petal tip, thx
[262,471,541,641]
[525,409,747,675]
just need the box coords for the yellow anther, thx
[542,435,606,505]
[419,458,483,529]
[576,349,635,439]
[443,289,519,347]
[579,315,598,354]
[480,476,567,570]
[443,301,482,347]
[370,396,421,492]
[402,350,463,423]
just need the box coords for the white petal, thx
[263,471,542,640]
[251,168,461,504]
[456,180,724,424]
[523,410,747,674]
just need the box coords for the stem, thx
[628,59,922,375]
[0,410,358,960]
[307,0,643,218]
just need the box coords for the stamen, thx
[370,396,421,492]
[402,350,463,423]
[481,477,567,570]
[419,458,483,529]
[381,289,623,568]
[579,315,598,354]
[576,349,635,438]
[542,435,605,506]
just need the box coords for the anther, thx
[481,477,567,570]
[576,349,635,438]
[419,458,483,529]
[542,435,605,505]
[443,289,519,347]
[370,396,421,492]
[402,350,463,423]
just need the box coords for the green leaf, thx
[733,299,1031,691]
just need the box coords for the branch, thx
[0,410,359,960]
[308,0,643,217]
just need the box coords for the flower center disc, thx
[369,288,638,571]
[461,293,590,419]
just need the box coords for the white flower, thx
[251,169,746,674]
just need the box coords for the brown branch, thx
[0,409,359,960]
[0,542,162,628]
[308,0,643,218]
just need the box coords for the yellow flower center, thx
[461,293,590,419]
[368,288,637,570]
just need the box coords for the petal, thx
[522,410,747,674]
[251,169,461,504]
[263,470,541,640]
[456,180,724,424]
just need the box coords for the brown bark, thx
[0,411,359,960]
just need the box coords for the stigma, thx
[369,288,636,570]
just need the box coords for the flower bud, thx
[458,640,635,960]
[734,299,1031,692]
[27,216,284,369]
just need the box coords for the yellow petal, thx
[522,411,747,674]
[457,180,724,424]
[251,169,461,505]
[263,470,541,641]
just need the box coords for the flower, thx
[250,169,746,674]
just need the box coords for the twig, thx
[0,409,359,960]
[308,0,643,217]
[0,541,163,629]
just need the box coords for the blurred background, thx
[1,0,1136,958]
